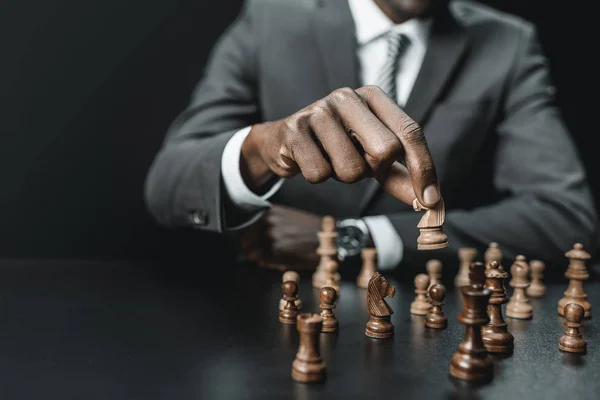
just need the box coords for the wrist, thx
[336,218,372,260]
[240,123,274,191]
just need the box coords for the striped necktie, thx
[375,32,411,103]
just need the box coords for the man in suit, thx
[144,0,597,275]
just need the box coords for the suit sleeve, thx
[144,1,262,232]
[385,26,598,270]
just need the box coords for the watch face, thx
[337,225,366,255]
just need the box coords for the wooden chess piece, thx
[413,198,448,250]
[426,259,442,290]
[322,259,340,293]
[365,272,396,339]
[527,260,546,298]
[312,216,340,289]
[558,303,586,353]
[410,273,432,315]
[484,242,503,270]
[279,280,300,324]
[558,243,591,318]
[292,313,326,383]
[319,286,338,333]
[357,247,377,289]
[450,261,494,383]
[506,255,533,319]
[482,261,514,353]
[279,270,302,311]
[425,283,447,329]
[455,247,477,287]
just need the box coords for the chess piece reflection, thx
[426,259,442,290]
[279,280,300,324]
[365,272,396,339]
[482,261,514,354]
[319,286,338,333]
[411,273,432,315]
[506,255,533,320]
[413,198,448,250]
[280,270,303,311]
[312,216,340,289]
[292,313,326,383]
[559,303,586,354]
[455,247,477,287]
[450,262,494,383]
[357,248,378,289]
[527,260,546,298]
[425,283,447,329]
[558,243,591,318]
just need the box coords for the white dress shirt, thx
[221,0,432,270]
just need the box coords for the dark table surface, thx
[0,259,599,399]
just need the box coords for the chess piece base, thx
[558,342,586,354]
[292,360,326,383]
[365,315,394,339]
[321,318,338,333]
[425,315,447,330]
[506,304,533,320]
[526,286,545,298]
[410,302,431,316]
[449,354,494,383]
[279,309,298,324]
[557,298,591,318]
[417,227,448,250]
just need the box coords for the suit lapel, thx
[358,9,470,216]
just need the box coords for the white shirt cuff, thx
[221,126,284,214]
[363,215,404,271]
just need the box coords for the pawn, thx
[456,247,477,287]
[323,260,340,293]
[279,280,300,324]
[279,270,303,311]
[506,255,533,320]
[426,259,442,290]
[425,283,447,329]
[559,303,586,353]
[527,260,546,298]
[357,248,378,289]
[410,273,432,316]
[319,286,338,333]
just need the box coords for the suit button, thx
[189,210,208,226]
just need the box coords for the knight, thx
[365,272,396,339]
[413,198,448,250]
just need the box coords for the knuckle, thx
[370,140,402,162]
[336,163,367,183]
[399,120,426,143]
[360,85,384,99]
[305,169,330,184]
[326,87,359,106]
[309,102,335,123]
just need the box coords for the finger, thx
[375,161,416,205]
[308,102,368,183]
[355,86,441,208]
[325,87,402,178]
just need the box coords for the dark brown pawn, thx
[319,286,338,333]
[559,303,586,353]
[292,313,326,383]
[482,261,514,353]
[450,262,494,383]
[425,283,447,329]
[279,280,299,324]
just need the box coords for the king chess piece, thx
[312,216,340,289]
[450,261,494,383]
[292,313,327,383]
[482,261,514,354]
[558,243,591,318]
[413,198,448,250]
[365,272,396,339]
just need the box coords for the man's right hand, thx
[240,85,441,208]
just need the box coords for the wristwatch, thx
[336,218,371,260]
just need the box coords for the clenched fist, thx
[240,86,440,208]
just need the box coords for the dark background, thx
[0,0,596,260]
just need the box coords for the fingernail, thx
[423,185,440,204]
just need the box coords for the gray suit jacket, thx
[144,0,598,269]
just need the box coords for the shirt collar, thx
[348,0,433,47]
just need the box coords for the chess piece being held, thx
[365,272,396,339]
[279,270,302,311]
[279,280,300,324]
[292,313,327,383]
[558,243,591,318]
[357,247,377,289]
[410,273,432,316]
[558,303,586,354]
[319,286,338,333]
[425,283,447,329]
[482,261,514,354]
[413,198,448,250]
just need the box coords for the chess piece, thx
[527,260,546,298]
[484,242,503,270]
[506,255,533,319]
[425,283,447,329]
[322,260,340,293]
[279,280,300,324]
[482,261,514,353]
[279,270,303,311]
[455,247,477,287]
[426,259,442,290]
[365,272,396,339]
[558,303,586,353]
[357,247,377,289]
[558,243,591,318]
[319,286,338,333]
[450,261,494,383]
[312,216,340,289]
[413,198,448,250]
[292,313,327,383]
[410,273,432,315]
